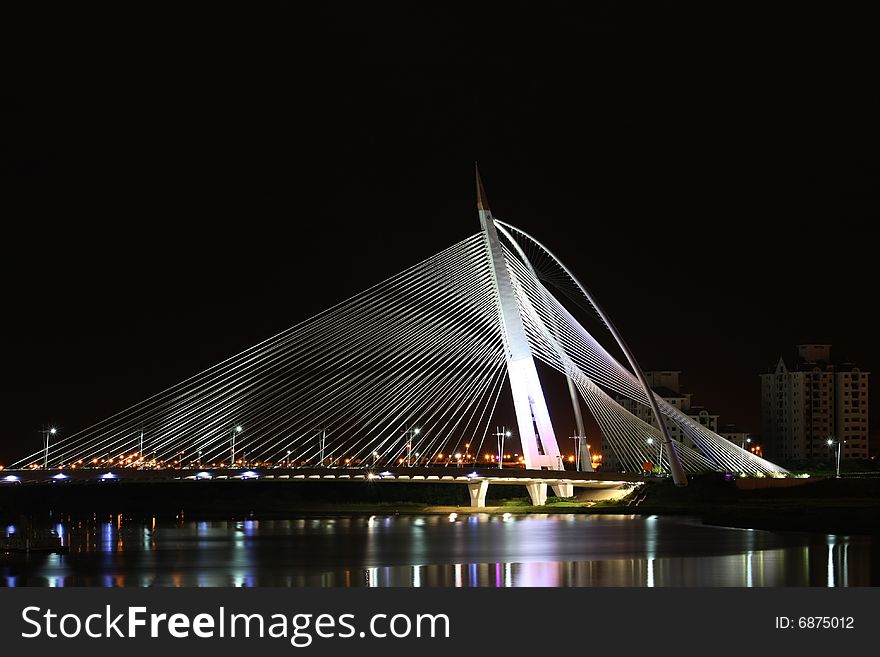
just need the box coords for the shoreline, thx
[5,502,876,537]
[2,475,878,536]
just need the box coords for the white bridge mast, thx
[477,165,563,471]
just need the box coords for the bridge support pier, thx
[551,482,574,498]
[468,480,489,508]
[525,482,548,506]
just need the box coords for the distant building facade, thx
[760,344,870,461]
[718,423,752,448]
[608,371,720,465]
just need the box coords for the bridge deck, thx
[1,466,646,487]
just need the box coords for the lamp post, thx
[741,437,752,450]
[827,437,843,478]
[646,437,662,474]
[42,427,57,469]
[405,427,420,467]
[231,425,243,467]
[494,427,511,469]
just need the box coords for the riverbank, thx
[637,474,880,535]
[2,474,878,534]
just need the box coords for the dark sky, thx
[2,1,877,464]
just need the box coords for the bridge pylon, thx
[476,164,563,471]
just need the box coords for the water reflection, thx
[827,536,835,587]
[1,514,876,587]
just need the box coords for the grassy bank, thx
[1,475,878,534]
[0,479,503,521]
[637,474,880,534]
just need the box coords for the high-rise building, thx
[760,344,870,462]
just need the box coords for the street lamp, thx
[494,427,511,469]
[646,437,662,474]
[317,428,327,467]
[405,427,420,467]
[827,437,843,478]
[42,427,57,469]
[741,437,752,450]
[231,425,243,467]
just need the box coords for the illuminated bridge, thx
[9,167,787,503]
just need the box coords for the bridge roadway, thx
[1,466,646,507]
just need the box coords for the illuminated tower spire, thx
[476,164,563,471]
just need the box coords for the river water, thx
[1,514,876,587]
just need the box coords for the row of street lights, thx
[33,424,850,480]
[40,424,426,470]
[33,424,528,471]
[38,425,248,471]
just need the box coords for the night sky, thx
[3,2,878,465]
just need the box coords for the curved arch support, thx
[495,220,688,486]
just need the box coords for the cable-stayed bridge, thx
[9,168,787,504]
